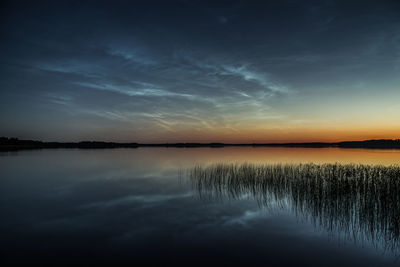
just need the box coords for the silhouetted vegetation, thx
[338,139,400,149]
[1,137,400,151]
[0,137,138,150]
[188,163,400,253]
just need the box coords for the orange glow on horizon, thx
[131,125,400,143]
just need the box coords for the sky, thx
[1,0,399,143]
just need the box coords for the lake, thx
[1,147,399,266]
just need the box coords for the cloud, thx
[73,81,196,98]
[107,47,158,66]
[32,52,290,137]
[35,61,104,78]
[221,65,289,94]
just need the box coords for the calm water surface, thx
[1,147,399,266]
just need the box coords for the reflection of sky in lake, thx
[1,148,399,266]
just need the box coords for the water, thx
[1,147,399,266]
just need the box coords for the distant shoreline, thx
[1,137,400,151]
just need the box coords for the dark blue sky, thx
[1,0,399,142]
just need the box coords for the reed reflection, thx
[188,163,400,253]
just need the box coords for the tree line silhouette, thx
[1,137,399,151]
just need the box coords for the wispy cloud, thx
[221,65,289,94]
[35,61,104,78]
[107,47,158,66]
[74,81,196,98]
[45,93,73,106]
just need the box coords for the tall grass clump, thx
[188,163,400,252]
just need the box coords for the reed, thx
[188,163,400,252]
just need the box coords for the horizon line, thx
[2,136,400,144]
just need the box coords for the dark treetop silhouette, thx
[1,137,400,151]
